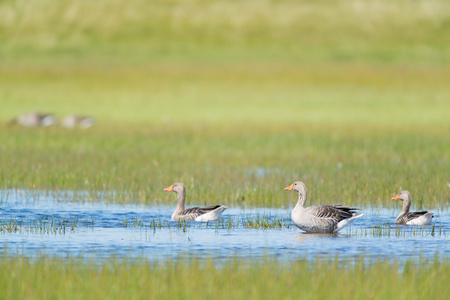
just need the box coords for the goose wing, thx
[398,211,430,224]
[178,205,222,221]
[305,204,356,222]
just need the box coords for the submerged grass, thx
[124,214,292,231]
[346,222,446,238]
[0,215,84,234]
[113,213,449,238]
[1,213,446,237]
[0,254,448,300]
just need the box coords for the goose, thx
[164,183,227,221]
[9,112,57,127]
[61,115,95,129]
[285,181,363,233]
[391,190,434,225]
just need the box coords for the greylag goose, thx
[9,112,57,127]
[285,181,363,233]
[61,115,95,129]
[391,190,434,225]
[164,183,227,221]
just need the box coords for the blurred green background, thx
[1,0,449,125]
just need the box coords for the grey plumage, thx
[395,211,431,225]
[177,205,222,221]
[307,204,356,221]
[285,181,363,233]
[392,190,433,225]
[164,183,227,221]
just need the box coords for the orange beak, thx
[164,185,173,192]
[285,184,293,191]
[391,194,399,200]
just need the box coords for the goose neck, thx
[296,191,307,208]
[176,190,186,211]
[401,195,411,214]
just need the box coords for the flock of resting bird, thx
[164,181,435,233]
[8,112,94,129]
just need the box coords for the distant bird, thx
[164,182,227,221]
[61,115,94,129]
[9,112,57,127]
[391,190,434,225]
[285,181,363,233]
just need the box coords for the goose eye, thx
[294,183,297,185]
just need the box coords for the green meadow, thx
[1,0,450,298]
[1,255,449,300]
[1,123,448,207]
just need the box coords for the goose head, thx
[285,181,307,195]
[164,182,186,194]
[391,190,410,201]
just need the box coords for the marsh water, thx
[1,189,449,262]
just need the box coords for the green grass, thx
[1,255,448,300]
[1,63,450,126]
[0,124,448,208]
[2,213,445,237]
[1,215,83,234]
[1,0,450,64]
[1,0,450,126]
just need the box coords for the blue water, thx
[1,189,449,262]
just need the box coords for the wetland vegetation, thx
[1,0,449,298]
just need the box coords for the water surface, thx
[1,189,448,263]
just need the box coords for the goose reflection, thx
[293,232,346,242]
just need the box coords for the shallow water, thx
[1,189,449,262]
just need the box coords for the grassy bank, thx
[1,255,448,300]
[0,124,448,208]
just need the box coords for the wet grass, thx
[346,222,446,238]
[124,214,292,231]
[1,254,448,300]
[2,212,446,237]
[121,215,447,237]
[0,124,448,208]
[0,215,86,234]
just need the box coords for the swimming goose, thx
[391,190,434,225]
[164,183,227,221]
[285,181,363,233]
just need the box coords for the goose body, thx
[392,191,433,225]
[285,181,363,233]
[164,183,227,222]
[61,115,95,129]
[9,112,57,127]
